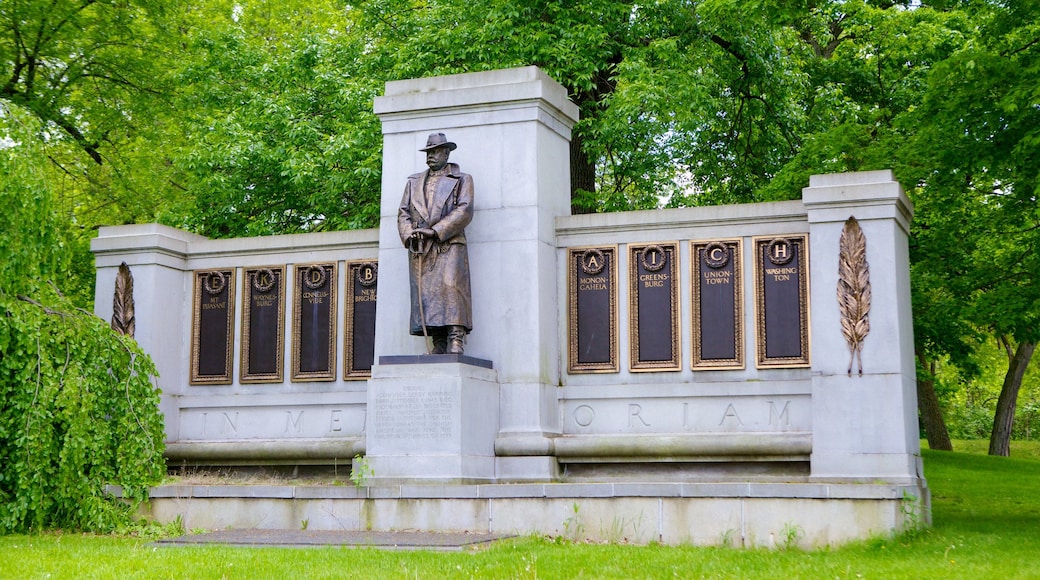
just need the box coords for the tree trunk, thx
[988,339,1037,457]
[569,133,596,215]
[916,351,953,451]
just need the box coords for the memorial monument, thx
[92,66,928,546]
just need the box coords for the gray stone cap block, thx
[802,169,913,228]
[556,200,808,245]
[375,66,579,124]
[143,480,925,501]
[379,354,493,370]
[92,223,379,265]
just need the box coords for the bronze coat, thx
[397,163,474,334]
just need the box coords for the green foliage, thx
[934,338,1040,442]
[0,104,166,533]
[170,1,384,237]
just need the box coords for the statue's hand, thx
[413,228,437,240]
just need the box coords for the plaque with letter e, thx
[240,266,285,383]
[692,239,744,370]
[754,235,810,367]
[344,261,377,380]
[568,246,618,373]
[292,263,336,381]
[190,269,235,385]
[628,243,680,371]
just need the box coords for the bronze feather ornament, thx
[837,217,870,375]
[111,261,136,337]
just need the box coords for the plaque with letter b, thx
[568,246,618,373]
[292,263,337,381]
[344,261,377,380]
[753,235,810,368]
[190,269,236,385]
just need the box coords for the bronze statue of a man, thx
[397,133,474,354]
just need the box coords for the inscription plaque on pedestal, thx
[692,239,744,370]
[291,263,336,381]
[241,266,285,383]
[628,243,680,371]
[344,261,377,380]
[754,235,810,367]
[190,269,235,385]
[568,246,618,373]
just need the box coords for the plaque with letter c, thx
[692,239,744,370]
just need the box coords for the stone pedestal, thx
[373,67,580,480]
[365,357,499,484]
[803,170,923,483]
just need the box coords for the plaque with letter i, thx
[568,246,618,373]
[292,263,337,381]
[692,239,744,370]
[753,235,810,368]
[628,242,680,371]
[190,269,236,385]
[240,266,285,383]
[344,261,377,380]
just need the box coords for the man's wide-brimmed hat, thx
[419,132,457,151]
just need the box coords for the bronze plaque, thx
[628,243,680,371]
[568,246,618,373]
[240,266,285,383]
[291,263,337,381]
[190,269,235,385]
[692,239,744,370]
[344,261,378,380]
[754,236,810,367]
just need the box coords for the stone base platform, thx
[141,479,929,548]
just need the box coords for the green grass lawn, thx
[3,441,1039,579]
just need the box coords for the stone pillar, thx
[803,170,923,482]
[92,224,205,443]
[373,67,579,481]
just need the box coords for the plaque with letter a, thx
[344,261,377,380]
[692,239,744,370]
[629,243,680,371]
[292,263,337,381]
[568,246,618,373]
[241,266,285,383]
[190,269,236,385]
[754,235,810,368]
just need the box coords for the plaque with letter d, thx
[754,235,810,368]
[628,242,680,371]
[344,261,377,380]
[292,263,337,381]
[190,269,236,385]
[692,239,744,370]
[568,246,618,373]
[240,266,285,383]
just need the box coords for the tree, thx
[904,0,1040,455]
[0,104,166,532]
[165,0,383,237]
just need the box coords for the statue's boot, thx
[447,325,466,355]
[431,334,448,355]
